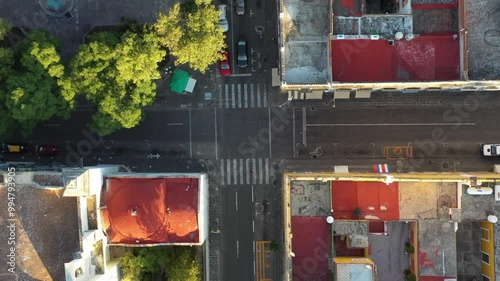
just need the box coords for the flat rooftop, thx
[101,177,199,245]
[0,187,80,280]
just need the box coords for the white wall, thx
[198,173,209,244]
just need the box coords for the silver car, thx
[237,40,248,68]
[218,5,228,32]
[236,0,245,15]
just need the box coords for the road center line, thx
[236,240,239,258]
[307,122,476,127]
[252,220,255,232]
[235,191,238,211]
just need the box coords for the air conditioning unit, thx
[337,34,345,39]
[370,35,380,40]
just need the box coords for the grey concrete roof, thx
[418,220,457,277]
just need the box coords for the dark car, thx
[35,144,59,156]
[1,143,28,154]
[237,40,248,68]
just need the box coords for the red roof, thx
[101,177,199,245]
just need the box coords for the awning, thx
[185,78,197,93]
[169,69,190,94]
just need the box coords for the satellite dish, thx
[405,34,414,41]
[395,32,403,40]
[326,216,334,224]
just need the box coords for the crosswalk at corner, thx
[220,158,270,185]
[217,83,268,109]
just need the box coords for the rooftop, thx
[101,176,200,245]
[0,187,80,280]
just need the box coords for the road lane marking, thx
[250,84,255,107]
[215,108,218,159]
[239,159,244,185]
[265,158,270,184]
[167,123,183,126]
[237,84,242,108]
[252,159,257,184]
[218,85,223,108]
[268,107,272,159]
[246,159,251,184]
[231,73,252,77]
[263,84,268,107]
[235,191,238,210]
[231,84,236,108]
[236,240,239,258]
[226,159,231,185]
[189,109,192,158]
[244,84,248,108]
[259,158,263,185]
[306,122,476,127]
[220,159,225,185]
[253,220,255,232]
[252,185,254,202]
[225,85,229,108]
[233,159,237,184]
[257,84,261,108]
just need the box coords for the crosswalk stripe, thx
[231,84,236,108]
[263,84,268,107]
[258,158,263,184]
[246,159,250,184]
[220,159,225,185]
[225,84,229,108]
[244,84,248,108]
[239,159,244,184]
[233,159,238,184]
[218,85,223,109]
[265,158,270,184]
[226,159,231,185]
[256,84,261,108]
[237,84,242,108]
[252,158,257,184]
[250,84,255,108]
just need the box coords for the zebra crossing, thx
[217,83,268,109]
[219,158,270,185]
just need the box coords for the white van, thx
[218,5,228,32]
[483,144,500,156]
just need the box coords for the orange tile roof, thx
[101,177,199,245]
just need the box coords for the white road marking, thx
[218,85,223,108]
[231,84,236,108]
[225,84,229,108]
[237,84,242,108]
[265,158,270,184]
[250,84,255,108]
[256,84,261,107]
[252,185,254,202]
[236,240,240,258]
[252,159,257,184]
[268,107,272,158]
[233,159,238,184]
[231,73,252,77]
[235,191,238,210]
[220,159,225,185]
[244,84,248,108]
[263,84,268,107]
[253,240,256,253]
[215,108,219,159]
[189,109,192,158]
[167,123,183,126]
[252,220,255,232]
[239,159,244,185]
[259,158,263,185]
[246,159,251,184]
[306,122,476,127]
[226,159,231,185]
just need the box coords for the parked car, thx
[35,144,59,156]
[483,144,500,156]
[237,40,248,68]
[218,5,228,32]
[236,0,245,15]
[1,143,28,153]
[219,51,231,76]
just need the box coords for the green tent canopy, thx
[169,69,189,94]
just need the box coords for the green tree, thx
[0,18,11,41]
[166,247,200,281]
[155,0,226,72]
[120,251,143,281]
[70,26,165,136]
[2,30,75,136]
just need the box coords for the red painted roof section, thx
[101,177,199,244]
[331,35,459,82]
[331,181,399,220]
[291,216,332,281]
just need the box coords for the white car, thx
[218,5,228,32]
[483,144,500,156]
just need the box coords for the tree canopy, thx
[0,18,11,41]
[0,30,75,136]
[155,0,226,72]
[70,26,165,136]
[119,246,200,281]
